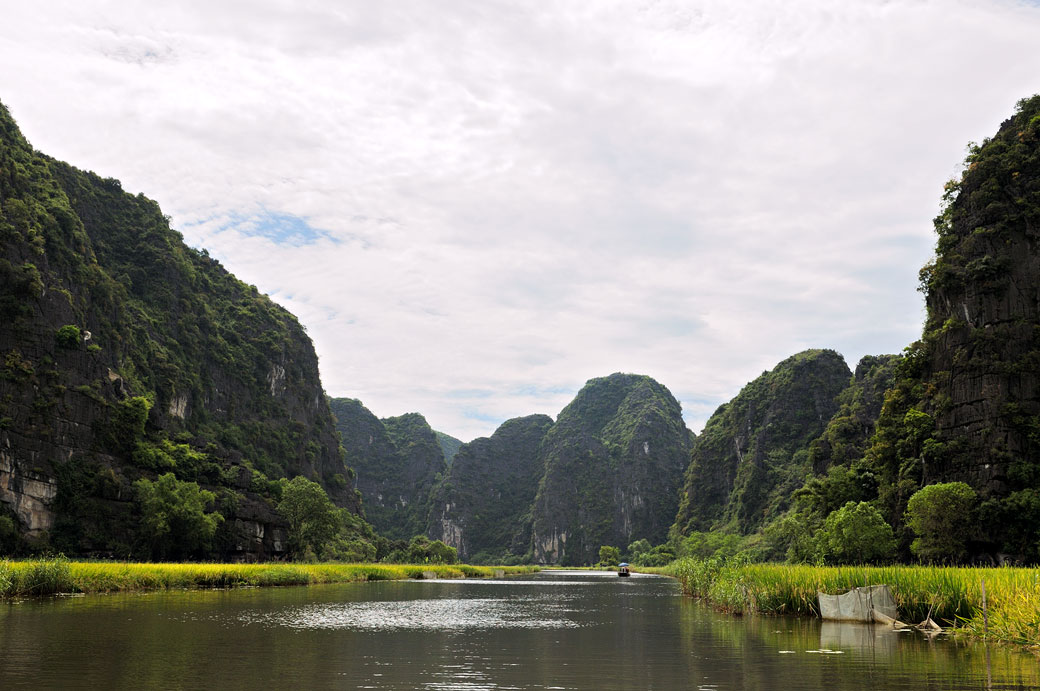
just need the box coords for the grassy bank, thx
[665,558,1040,648]
[0,557,539,597]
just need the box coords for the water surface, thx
[0,569,1036,689]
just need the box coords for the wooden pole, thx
[981,578,989,637]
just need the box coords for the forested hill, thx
[673,349,851,537]
[531,373,694,565]
[0,101,362,559]
[669,97,1040,566]
[428,414,554,563]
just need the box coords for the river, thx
[0,570,1036,689]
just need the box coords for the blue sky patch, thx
[246,211,334,246]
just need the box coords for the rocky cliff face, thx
[914,95,1040,493]
[330,399,445,540]
[673,349,851,536]
[427,414,553,562]
[0,101,359,557]
[530,374,693,565]
[808,354,902,474]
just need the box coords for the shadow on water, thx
[0,571,1037,689]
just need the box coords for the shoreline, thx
[660,558,1040,650]
[0,558,539,597]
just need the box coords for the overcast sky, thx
[3,1,1040,441]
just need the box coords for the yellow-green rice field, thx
[0,557,538,598]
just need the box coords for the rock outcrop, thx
[808,354,902,474]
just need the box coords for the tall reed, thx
[665,557,1040,648]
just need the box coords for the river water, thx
[0,570,1036,689]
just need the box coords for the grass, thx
[0,557,539,597]
[664,558,1040,649]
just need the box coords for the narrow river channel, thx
[1,570,1036,689]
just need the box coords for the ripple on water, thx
[240,594,584,631]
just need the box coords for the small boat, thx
[618,563,631,577]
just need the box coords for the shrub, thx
[55,324,81,349]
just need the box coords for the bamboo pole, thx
[981,577,989,637]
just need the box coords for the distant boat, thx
[618,563,631,577]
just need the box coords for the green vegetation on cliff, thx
[674,350,851,537]
[428,414,553,563]
[0,100,364,560]
[330,399,446,541]
[853,95,1040,562]
[435,431,463,466]
[531,373,693,565]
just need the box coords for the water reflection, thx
[242,594,583,631]
[0,571,1037,690]
[819,621,900,655]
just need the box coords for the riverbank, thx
[0,557,539,597]
[663,558,1040,649]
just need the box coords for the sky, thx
[3,1,1040,441]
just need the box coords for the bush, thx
[55,324,81,349]
[905,482,976,563]
[598,545,620,566]
[679,531,744,560]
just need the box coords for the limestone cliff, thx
[808,354,902,474]
[427,414,553,562]
[673,349,851,536]
[869,95,1040,559]
[530,374,693,565]
[915,95,1040,491]
[330,399,445,540]
[0,101,360,557]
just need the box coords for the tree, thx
[598,545,620,566]
[627,539,651,559]
[905,482,976,563]
[762,512,820,564]
[277,476,340,560]
[405,535,458,564]
[816,501,895,565]
[134,473,222,560]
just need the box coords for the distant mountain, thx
[329,399,446,540]
[434,431,464,466]
[530,373,693,565]
[428,415,553,562]
[0,101,361,558]
[673,350,851,536]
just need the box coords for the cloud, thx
[3,0,1040,440]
